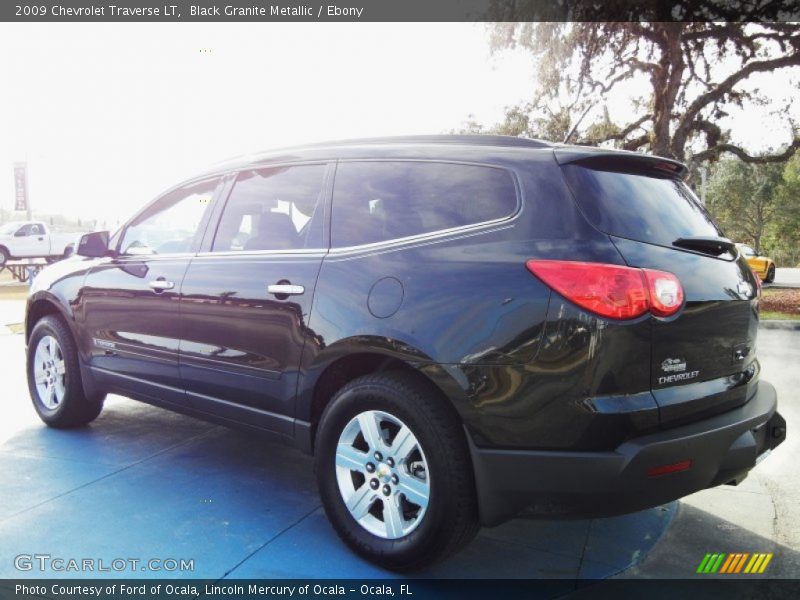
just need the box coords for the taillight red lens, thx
[525,260,684,320]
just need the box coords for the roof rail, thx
[300,134,554,149]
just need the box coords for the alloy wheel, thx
[335,410,430,539]
[33,335,67,409]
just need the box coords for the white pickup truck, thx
[0,221,85,265]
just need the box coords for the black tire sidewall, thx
[316,380,459,568]
[767,265,775,283]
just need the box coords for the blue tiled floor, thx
[0,397,675,581]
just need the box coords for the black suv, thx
[25,135,785,570]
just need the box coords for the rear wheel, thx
[315,373,478,571]
[0,247,8,266]
[27,315,105,427]
[766,264,776,283]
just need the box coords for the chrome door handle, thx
[149,280,175,291]
[267,284,305,296]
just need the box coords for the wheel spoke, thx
[54,378,66,404]
[382,498,405,538]
[345,484,375,520]
[35,344,49,366]
[48,337,57,357]
[336,443,366,472]
[46,383,56,405]
[391,425,417,463]
[357,412,384,451]
[35,372,48,384]
[397,474,429,508]
[54,360,66,376]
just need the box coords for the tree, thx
[773,153,800,263]
[488,17,800,165]
[705,160,785,253]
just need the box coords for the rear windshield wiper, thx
[672,236,736,256]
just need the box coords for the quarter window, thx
[331,161,517,247]
[120,179,218,255]
[212,164,327,252]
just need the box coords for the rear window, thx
[332,161,517,247]
[562,163,723,246]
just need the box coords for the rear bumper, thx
[470,380,785,526]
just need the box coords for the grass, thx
[760,311,800,321]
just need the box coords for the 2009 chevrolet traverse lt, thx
[25,135,786,570]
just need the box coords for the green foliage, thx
[705,157,800,265]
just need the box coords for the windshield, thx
[0,222,24,235]
[562,164,723,248]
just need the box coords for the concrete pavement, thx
[0,298,795,582]
[0,328,674,583]
[619,328,799,579]
[770,268,800,288]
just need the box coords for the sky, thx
[0,23,797,228]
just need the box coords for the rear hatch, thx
[557,149,761,428]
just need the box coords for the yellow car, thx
[737,243,776,283]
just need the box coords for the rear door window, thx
[212,164,327,252]
[561,162,723,247]
[331,161,518,247]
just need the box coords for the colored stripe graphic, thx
[759,554,773,573]
[734,553,750,573]
[697,552,773,574]
[696,553,712,573]
[699,553,727,573]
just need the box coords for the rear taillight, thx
[525,260,684,320]
[644,270,684,317]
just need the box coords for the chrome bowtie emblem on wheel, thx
[335,410,430,540]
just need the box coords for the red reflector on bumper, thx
[647,459,692,478]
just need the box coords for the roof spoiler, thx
[554,148,689,179]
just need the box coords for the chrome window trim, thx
[193,248,328,259]
[326,222,517,262]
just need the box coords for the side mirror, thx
[77,231,111,258]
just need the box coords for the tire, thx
[26,315,105,428]
[0,247,8,266]
[766,264,776,283]
[315,372,479,571]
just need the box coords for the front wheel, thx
[0,247,8,266]
[27,315,105,428]
[766,264,776,283]
[315,373,478,571]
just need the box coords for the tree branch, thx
[691,138,800,164]
[674,51,800,153]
